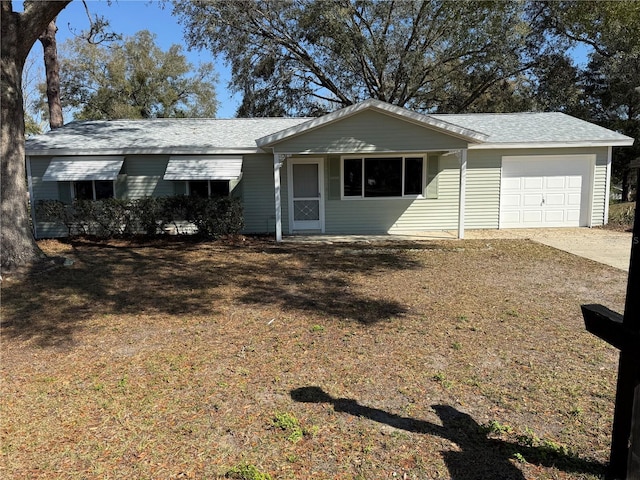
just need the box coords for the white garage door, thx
[500,155,592,228]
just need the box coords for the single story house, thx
[25,99,635,240]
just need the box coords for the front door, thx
[288,158,324,232]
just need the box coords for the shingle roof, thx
[430,112,634,146]
[26,117,310,155]
[26,104,634,156]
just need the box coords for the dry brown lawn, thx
[0,236,628,479]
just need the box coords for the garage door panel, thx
[567,210,581,221]
[523,211,543,223]
[502,211,521,223]
[545,193,566,206]
[523,194,543,206]
[546,177,566,189]
[568,193,582,205]
[500,156,591,228]
[524,177,543,190]
[502,177,522,190]
[501,194,521,206]
[544,210,565,222]
[568,176,582,188]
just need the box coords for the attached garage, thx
[499,155,594,228]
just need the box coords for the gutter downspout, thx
[458,149,467,239]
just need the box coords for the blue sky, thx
[23,0,240,118]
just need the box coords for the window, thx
[187,180,230,197]
[73,180,114,200]
[342,156,425,198]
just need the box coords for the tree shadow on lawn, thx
[291,386,605,480]
[1,238,423,347]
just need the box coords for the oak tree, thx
[1,0,71,273]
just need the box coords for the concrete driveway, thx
[466,227,633,271]
[287,227,633,271]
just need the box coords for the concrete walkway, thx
[285,227,633,271]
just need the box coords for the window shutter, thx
[328,156,341,200]
[57,182,72,204]
[426,156,439,199]
[174,181,187,196]
[115,174,128,199]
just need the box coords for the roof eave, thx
[25,147,265,156]
[468,139,635,150]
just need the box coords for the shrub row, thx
[36,196,244,239]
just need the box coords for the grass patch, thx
[226,463,273,480]
[0,236,626,479]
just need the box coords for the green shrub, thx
[36,200,75,236]
[35,195,244,239]
[130,197,165,236]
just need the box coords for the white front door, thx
[288,158,324,232]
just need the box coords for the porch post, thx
[458,149,467,239]
[274,153,283,242]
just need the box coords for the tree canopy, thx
[173,0,558,117]
[54,30,218,120]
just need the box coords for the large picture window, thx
[342,156,425,198]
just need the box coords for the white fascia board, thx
[256,99,488,147]
[270,147,462,156]
[468,140,635,150]
[26,147,261,156]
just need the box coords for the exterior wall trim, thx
[604,146,613,225]
[458,149,467,239]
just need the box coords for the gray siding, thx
[465,146,610,229]
[31,157,61,201]
[465,152,502,229]
[272,110,468,154]
[123,155,174,198]
[242,154,279,234]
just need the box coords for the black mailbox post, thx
[582,163,640,479]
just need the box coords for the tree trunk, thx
[1,1,71,274]
[39,19,63,129]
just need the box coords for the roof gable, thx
[256,99,488,148]
[256,109,473,154]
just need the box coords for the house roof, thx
[25,117,310,156]
[255,98,489,147]
[430,112,634,148]
[26,100,634,156]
